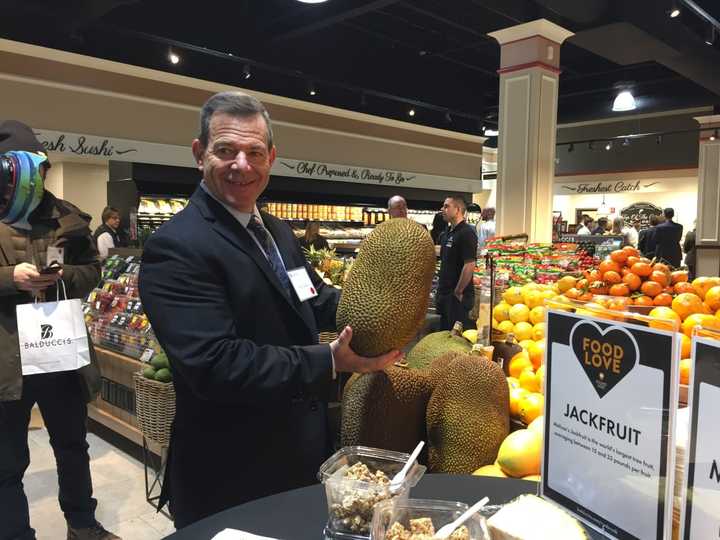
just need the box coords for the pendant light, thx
[597,195,610,216]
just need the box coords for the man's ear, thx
[268,145,277,167]
[191,139,205,171]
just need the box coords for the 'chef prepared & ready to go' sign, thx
[541,308,680,540]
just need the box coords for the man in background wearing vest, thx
[93,207,121,259]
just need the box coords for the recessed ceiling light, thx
[612,90,636,111]
[242,64,251,80]
[169,51,180,64]
[408,108,416,117]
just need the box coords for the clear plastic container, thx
[318,446,426,540]
[370,499,490,540]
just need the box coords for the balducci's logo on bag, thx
[570,321,638,398]
[21,323,72,350]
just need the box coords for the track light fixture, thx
[568,143,574,153]
[242,64,251,80]
[444,111,452,124]
[669,0,681,18]
[622,138,630,147]
[657,135,663,144]
[168,50,180,64]
[706,26,716,46]
[711,129,718,141]
[605,141,613,151]
[589,142,594,150]
[307,81,316,96]
[408,108,416,117]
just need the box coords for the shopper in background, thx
[592,217,608,235]
[138,92,400,529]
[387,195,408,218]
[0,121,118,540]
[684,224,696,280]
[622,219,639,247]
[638,214,663,258]
[476,207,496,250]
[298,220,329,251]
[437,196,478,330]
[92,206,121,259]
[654,207,683,268]
[576,215,593,235]
[431,210,447,244]
[611,217,637,247]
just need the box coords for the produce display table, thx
[166,475,605,539]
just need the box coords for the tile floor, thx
[27,426,175,539]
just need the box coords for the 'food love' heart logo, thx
[570,321,638,398]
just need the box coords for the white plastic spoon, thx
[433,497,490,539]
[389,441,424,491]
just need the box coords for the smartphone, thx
[39,262,62,274]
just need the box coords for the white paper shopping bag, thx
[16,281,91,375]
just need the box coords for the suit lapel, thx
[190,188,311,329]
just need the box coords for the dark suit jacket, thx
[638,226,658,258]
[139,187,340,528]
[654,220,684,268]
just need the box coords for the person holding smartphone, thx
[0,120,119,540]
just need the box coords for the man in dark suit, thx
[139,92,399,529]
[638,214,662,258]
[654,208,684,268]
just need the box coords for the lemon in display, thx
[532,322,546,341]
[509,304,530,324]
[529,306,547,325]
[513,321,534,341]
[497,320,515,334]
[493,302,511,322]
[503,287,524,306]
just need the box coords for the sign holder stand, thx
[540,298,681,540]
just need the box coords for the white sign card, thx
[541,310,678,540]
[287,267,319,302]
[680,336,720,539]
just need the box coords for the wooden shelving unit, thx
[88,346,162,456]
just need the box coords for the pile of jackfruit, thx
[336,218,510,473]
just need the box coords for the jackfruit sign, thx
[541,309,679,540]
[679,335,720,540]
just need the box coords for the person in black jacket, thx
[138,92,399,529]
[298,221,329,251]
[684,227,696,280]
[654,208,683,267]
[638,214,662,258]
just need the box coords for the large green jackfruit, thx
[341,363,433,454]
[336,218,436,356]
[406,322,472,369]
[426,349,509,473]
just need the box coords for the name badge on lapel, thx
[287,267,319,302]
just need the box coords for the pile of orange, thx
[563,246,692,310]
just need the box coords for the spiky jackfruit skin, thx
[341,364,433,454]
[426,354,509,473]
[336,218,436,357]
[406,331,472,369]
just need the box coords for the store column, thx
[694,115,720,276]
[489,20,573,242]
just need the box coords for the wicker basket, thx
[134,372,176,448]
[318,332,338,343]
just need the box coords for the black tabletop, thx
[165,474,606,539]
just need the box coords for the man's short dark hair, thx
[102,206,120,222]
[198,92,274,150]
[482,207,495,221]
[649,215,661,226]
[446,196,467,212]
[664,207,674,219]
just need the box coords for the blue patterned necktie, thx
[246,215,292,296]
